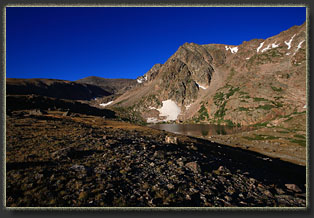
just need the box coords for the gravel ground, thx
[6,111,306,207]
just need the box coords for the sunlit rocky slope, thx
[110,22,306,127]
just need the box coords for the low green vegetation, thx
[294,134,306,139]
[246,47,284,68]
[271,86,283,92]
[271,101,283,108]
[113,106,146,125]
[239,91,248,95]
[192,104,210,123]
[213,85,241,122]
[243,134,279,141]
[226,86,240,98]
[256,104,274,110]
[251,97,283,108]
[252,122,269,127]
[277,130,290,134]
[284,117,293,122]
[274,96,283,100]
[270,48,284,57]
[292,110,306,115]
[238,107,249,111]
[289,138,306,147]
[214,101,227,119]
[198,104,209,121]
[213,92,224,103]
[253,97,269,102]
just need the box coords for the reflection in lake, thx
[148,124,256,138]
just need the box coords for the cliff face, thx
[111,22,306,126]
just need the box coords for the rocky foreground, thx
[6,111,306,207]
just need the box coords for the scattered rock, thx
[263,190,273,198]
[275,187,285,195]
[6,112,306,207]
[285,184,302,193]
[51,147,75,160]
[217,166,225,171]
[185,161,201,174]
[78,191,88,201]
[29,109,46,116]
[167,184,174,190]
[165,136,178,144]
[176,160,184,167]
[70,164,86,172]
[62,110,71,116]
[153,151,164,159]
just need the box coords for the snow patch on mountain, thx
[261,44,271,53]
[261,42,279,53]
[257,42,265,52]
[196,81,207,90]
[100,101,113,107]
[284,34,296,50]
[272,42,280,48]
[293,40,305,55]
[157,100,181,121]
[137,75,148,84]
[137,78,144,84]
[225,46,238,54]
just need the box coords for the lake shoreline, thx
[147,123,306,166]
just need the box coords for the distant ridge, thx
[6,78,111,100]
[76,76,137,95]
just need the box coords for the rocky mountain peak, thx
[136,63,163,84]
[112,22,306,126]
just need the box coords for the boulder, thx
[185,161,201,174]
[165,136,178,144]
[29,109,46,116]
[285,184,302,193]
[62,110,71,116]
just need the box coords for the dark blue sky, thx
[6,7,306,81]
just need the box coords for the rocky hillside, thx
[6,78,111,101]
[110,22,306,127]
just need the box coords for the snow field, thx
[157,99,181,121]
